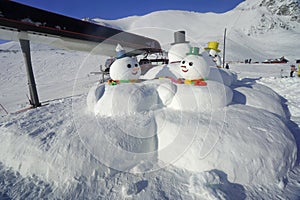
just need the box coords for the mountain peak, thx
[259,0,300,22]
[237,0,300,23]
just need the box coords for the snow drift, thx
[85,61,296,186]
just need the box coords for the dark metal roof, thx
[0,0,162,56]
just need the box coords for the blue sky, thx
[13,0,245,20]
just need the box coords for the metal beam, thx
[0,1,162,56]
[223,28,227,68]
[19,39,41,108]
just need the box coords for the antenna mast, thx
[223,28,227,68]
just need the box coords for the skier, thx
[290,65,296,77]
[225,63,230,69]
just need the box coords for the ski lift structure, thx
[0,0,162,108]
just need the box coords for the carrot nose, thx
[133,67,139,71]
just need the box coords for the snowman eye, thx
[127,64,132,68]
[135,64,138,67]
[189,62,193,66]
[182,61,185,64]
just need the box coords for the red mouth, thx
[181,66,188,73]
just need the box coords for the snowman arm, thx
[156,81,177,106]
[87,83,105,112]
[159,76,184,84]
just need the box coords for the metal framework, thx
[0,0,162,107]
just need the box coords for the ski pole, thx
[0,103,9,114]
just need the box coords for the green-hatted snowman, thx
[178,47,210,86]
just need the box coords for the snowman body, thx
[109,57,141,80]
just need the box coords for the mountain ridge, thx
[91,0,300,62]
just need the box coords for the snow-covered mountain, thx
[260,0,300,21]
[236,0,300,32]
[92,0,300,62]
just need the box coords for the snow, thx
[90,81,160,116]
[167,81,233,112]
[1,0,300,199]
[168,43,191,63]
[157,104,296,185]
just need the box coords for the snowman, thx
[143,31,192,80]
[108,44,141,85]
[204,41,222,68]
[179,47,210,86]
[87,44,177,116]
[165,45,233,112]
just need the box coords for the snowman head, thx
[180,47,210,80]
[109,57,141,80]
[168,43,191,63]
[209,49,217,57]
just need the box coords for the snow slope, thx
[92,0,300,62]
[1,0,300,199]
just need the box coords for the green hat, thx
[186,47,201,56]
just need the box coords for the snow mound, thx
[93,83,158,116]
[157,104,297,185]
[208,67,237,87]
[156,78,296,186]
[87,79,175,116]
[87,76,233,116]
[233,84,287,119]
[85,64,296,186]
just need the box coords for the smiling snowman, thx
[179,47,210,86]
[87,44,177,116]
[167,46,233,112]
[108,44,141,84]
